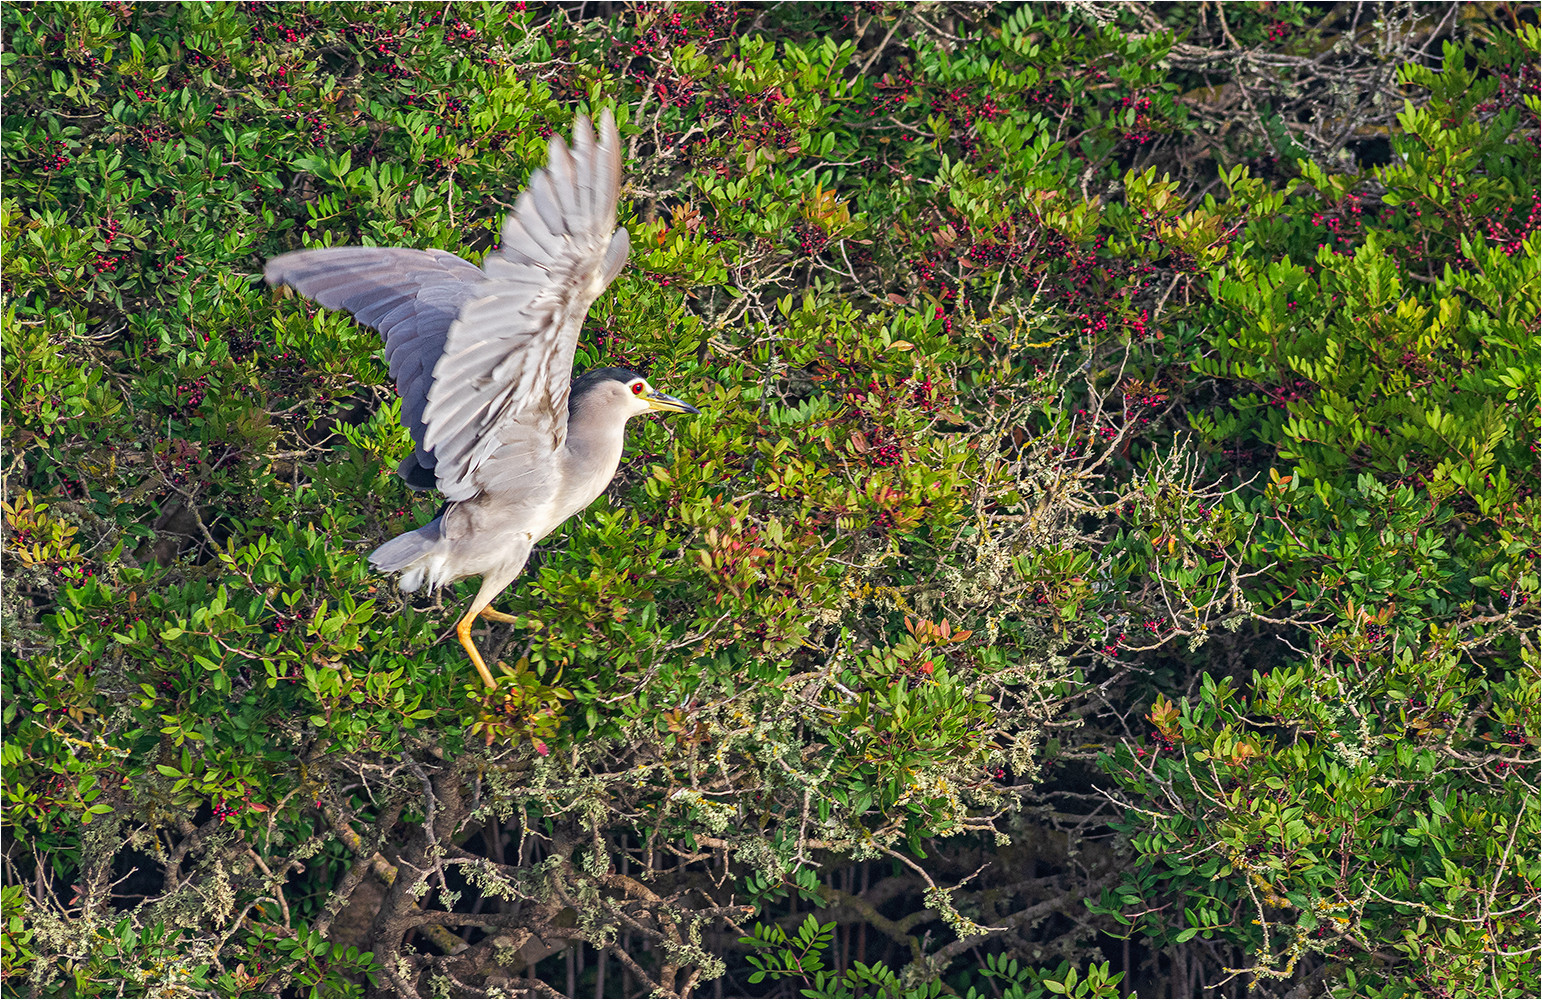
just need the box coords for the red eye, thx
[631,382,645,395]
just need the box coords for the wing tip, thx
[263,252,300,287]
[572,112,596,151]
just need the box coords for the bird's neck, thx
[560,404,632,507]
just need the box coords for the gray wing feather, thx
[603,229,631,287]
[264,246,485,477]
[421,109,626,502]
[373,298,422,333]
[546,134,580,218]
[402,372,432,431]
[264,110,627,504]
[529,172,568,237]
[496,225,547,267]
[584,117,614,224]
[506,195,564,258]
[570,116,598,220]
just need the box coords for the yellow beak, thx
[644,388,699,415]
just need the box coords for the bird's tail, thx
[369,519,452,593]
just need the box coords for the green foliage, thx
[740,917,1125,999]
[1096,26,1540,1000]
[1,3,1535,998]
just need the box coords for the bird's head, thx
[570,366,699,421]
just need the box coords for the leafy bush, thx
[1096,29,1541,999]
[2,3,1535,998]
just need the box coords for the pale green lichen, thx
[923,885,993,941]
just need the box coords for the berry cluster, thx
[156,244,188,275]
[1119,95,1157,145]
[585,325,656,375]
[1310,194,1369,255]
[344,23,408,78]
[724,94,798,153]
[1051,233,1158,306]
[865,71,916,119]
[1483,193,1539,258]
[929,85,1006,158]
[225,331,262,364]
[1128,308,1150,341]
[627,9,691,59]
[910,377,943,413]
[300,110,328,146]
[56,561,97,584]
[1121,384,1167,425]
[1265,377,1316,408]
[245,3,317,45]
[156,438,202,488]
[1474,60,1539,114]
[39,140,70,173]
[837,380,914,469]
[132,121,172,150]
[608,2,736,101]
[264,64,293,94]
[126,83,169,102]
[187,50,231,75]
[94,219,129,275]
[793,223,829,258]
[1497,587,1530,608]
[173,376,209,415]
[72,51,105,77]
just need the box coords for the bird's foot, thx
[479,608,518,624]
[456,612,500,689]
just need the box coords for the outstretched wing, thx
[263,246,484,485]
[423,110,629,502]
[264,110,629,503]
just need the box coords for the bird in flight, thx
[265,110,698,688]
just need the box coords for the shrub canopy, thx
[2,3,1537,998]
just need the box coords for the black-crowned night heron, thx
[264,111,697,689]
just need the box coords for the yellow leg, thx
[456,608,499,689]
[455,549,531,691]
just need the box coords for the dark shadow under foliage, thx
[2,2,1537,998]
